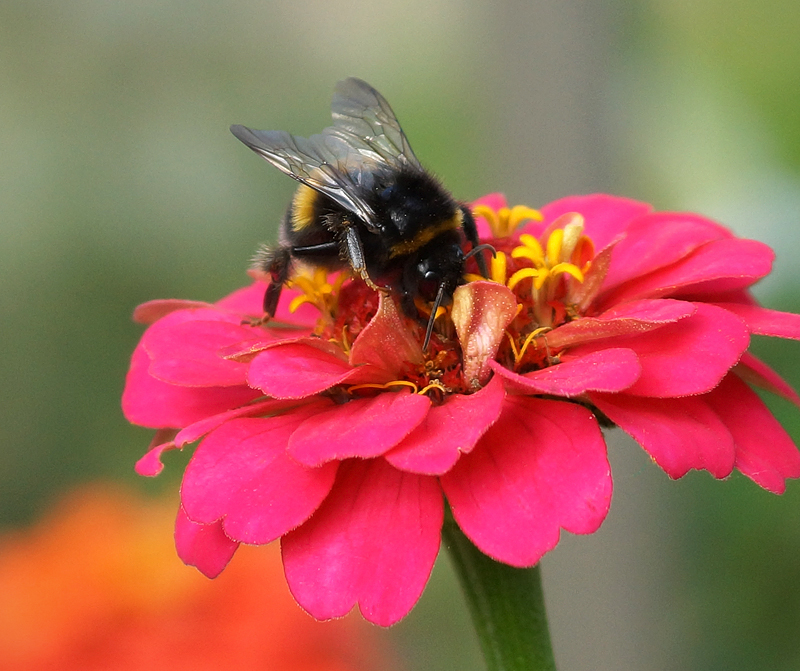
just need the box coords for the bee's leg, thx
[252,245,292,318]
[460,205,489,278]
[341,225,380,290]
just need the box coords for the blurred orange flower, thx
[0,485,394,671]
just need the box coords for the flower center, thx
[278,207,598,396]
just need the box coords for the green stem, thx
[442,517,557,671]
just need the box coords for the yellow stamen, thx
[348,380,419,394]
[549,262,584,283]
[505,330,520,362]
[546,229,563,266]
[472,204,542,238]
[288,293,316,313]
[516,327,552,365]
[511,234,545,265]
[507,267,542,291]
[419,380,448,396]
[508,205,543,233]
[490,251,508,285]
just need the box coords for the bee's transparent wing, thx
[230,124,379,226]
[327,77,422,170]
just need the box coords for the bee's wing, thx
[327,78,422,170]
[230,124,379,227]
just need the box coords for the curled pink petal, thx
[442,396,611,567]
[385,374,506,475]
[282,459,443,626]
[705,375,800,494]
[491,348,641,397]
[288,392,431,466]
[349,292,424,372]
[591,393,735,479]
[174,507,239,578]
[452,281,518,389]
[135,439,177,477]
[182,413,338,544]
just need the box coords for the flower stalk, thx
[443,515,556,671]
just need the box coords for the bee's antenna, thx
[464,243,496,277]
[423,282,447,353]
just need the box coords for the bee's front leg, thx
[341,224,380,291]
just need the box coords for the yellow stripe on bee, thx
[388,211,463,258]
[291,184,318,232]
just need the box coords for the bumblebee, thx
[231,77,489,349]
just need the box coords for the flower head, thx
[123,193,800,626]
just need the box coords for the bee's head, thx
[410,241,465,305]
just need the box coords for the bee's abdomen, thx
[290,184,319,232]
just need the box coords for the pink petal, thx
[712,302,800,340]
[282,459,443,626]
[349,292,424,373]
[135,439,177,477]
[181,413,338,544]
[490,348,641,396]
[602,211,731,291]
[441,396,611,567]
[133,299,211,324]
[214,280,267,313]
[705,375,800,493]
[122,344,261,428]
[590,393,735,479]
[540,194,652,251]
[452,282,519,389]
[144,320,263,387]
[602,238,774,306]
[215,280,320,326]
[288,392,431,466]
[174,507,239,578]
[580,302,750,398]
[174,398,306,446]
[545,298,696,350]
[735,353,800,407]
[385,374,506,475]
[248,339,382,399]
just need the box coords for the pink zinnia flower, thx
[123,193,800,626]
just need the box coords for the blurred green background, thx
[1,0,799,669]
